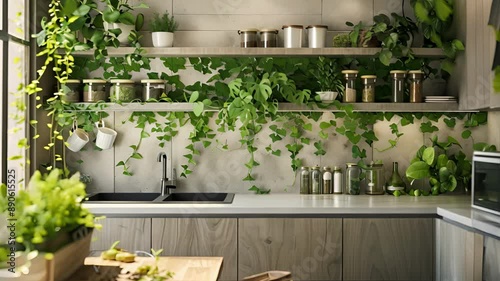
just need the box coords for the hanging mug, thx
[95,120,117,150]
[66,120,89,152]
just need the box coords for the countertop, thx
[84,193,471,216]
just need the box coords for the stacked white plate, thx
[424,96,458,103]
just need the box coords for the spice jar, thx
[306,25,328,48]
[342,70,358,103]
[345,163,361,195]
[110,79,136,102]
[282,25,303,48]
[300,167,311,194]
[238,29,258,48]
[83,79,107,102]
[259,29,278,48]
[333,167,343,194]
[408,70,424,103]
[361,75,376,102]
[141,79,165,101]
[311,165,322,194]
[390,70,407,102]
[322,167,333,194]
[365,163,385,195]
[61,79,81,103]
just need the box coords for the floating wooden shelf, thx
[72,102,465,113]
[70,47,445,58]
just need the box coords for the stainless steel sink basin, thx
[157,192,234,204]
[86,192,161,203]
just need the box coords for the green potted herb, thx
[101,0,148,45]
[332,33,351,47]
[310,57,344,102]
[150,11,179,47]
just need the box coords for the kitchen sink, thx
[157,192,234,204]
[86,192,161,203]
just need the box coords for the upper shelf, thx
[72,102,464,112]
[71,47,445,58]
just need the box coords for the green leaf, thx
[379,50,393,66]
[446,160,457,175]
[248,185,271,194]
[422,147,435,166]
[443,118,456,128]
[420,121,439,133]
[118,12,136,25]
[494,66,500,92]
[131,153,143,159]
[434,0,453,21]
[437,154,448,168]
[406,161,431,180]
[461,130,472,139]
[189,91,199,103]
[103,9,120,23]
[439,167,451,182]
[73,4,91,17]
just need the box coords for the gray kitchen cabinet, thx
[484,236,500,281]
[435,219,484,281]
[238,218,342,281]
[151,218,237,281]
[90,218,152,254]
[343,218,433,281]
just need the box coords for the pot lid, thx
[408,70,424,74]
[341,70,359,74]
[141,79,166,83]
[238,28,258,34]
[361,75,377,79]
[83,79,107,83]
[282,25,304,29]
[306,25,328,29]
[390,70,408,74]
[346,163,358,167]
[259,28,279,33]
[110,79,135,84]
[64,79,81,83]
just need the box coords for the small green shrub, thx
[150,11,179,33]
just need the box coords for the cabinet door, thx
[90,218,152,253]
[435,219,483,281]
[238,218,342,281]
[152,218,237,281]
[484,236,500,281]
[343,218,433,281]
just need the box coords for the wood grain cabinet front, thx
[238,218,342,281]
[343,218,433,281]
[151,218,238,281]
[484,235,500,281]
[90,218,152,254]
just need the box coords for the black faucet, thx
[157,152,171,196]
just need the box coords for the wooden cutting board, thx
[76,256,223,281]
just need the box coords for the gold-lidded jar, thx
[342,70,359,103]
[408,70,424,103]
[361,75,376,103]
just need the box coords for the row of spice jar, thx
[59,79,168,103]
[341,70,425,103]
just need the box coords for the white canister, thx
[306,25,328,48]
[282,25,303,48]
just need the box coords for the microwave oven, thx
[472,151,500,216]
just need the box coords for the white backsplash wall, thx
[68,0,491,194]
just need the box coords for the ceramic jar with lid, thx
[259,29,278,48]
[282,25,303,48]
[306,25,328,48]
[238,29,258,48]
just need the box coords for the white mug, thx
[67,128,89,152]
[95,121,117,150]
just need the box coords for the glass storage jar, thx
[365,163,385,195]
[390,70,407,102]
[141,79,166,101]
[408,70,424,103]
[61,79,81,103]
[345,163,361,195]
[259,29,278,48]
[83,79,108,102]
[311,165,322,194]
[342,70,358,103]
[110,79,136,102]
[322,166,333,194]
[300,166,311,194]
[238,29,258,48]
[361,75,376,102]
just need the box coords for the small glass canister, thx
[238,29,258,48]
[311,165,322,194]
[259,29,278,48]
[390,70,407,102]
[365,162,385,195]
[300,167,311,194]
[333,166,343,194]
[61,79,81,103]
[361,75,376,103]
[83,79,107,102]
[342,70,358,103]
[408,70,424,103]
[110,79,136,102]
[345,163,361,195]
[322,167,333,194]
[141,79,166,101]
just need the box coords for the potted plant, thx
[150,11,179,47]
[0,169,101,280]
[332,33,351,47]
[100,0,147,46]
[310,57,344,102]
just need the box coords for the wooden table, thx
[67,256,223,281]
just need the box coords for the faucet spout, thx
[157,152,168,196]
